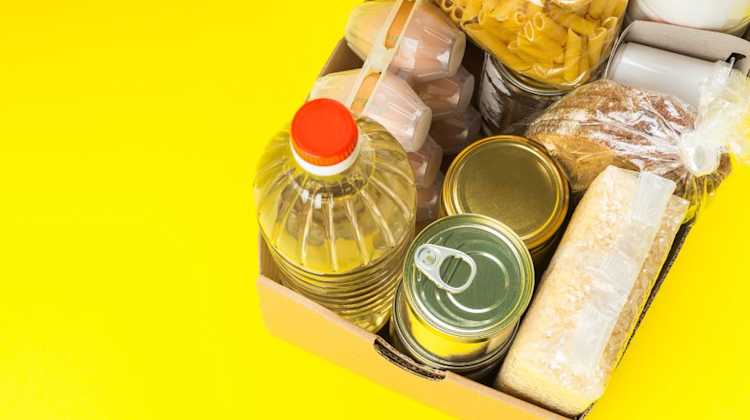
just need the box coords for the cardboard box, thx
[605,20,750,77]
[257,22,748,418]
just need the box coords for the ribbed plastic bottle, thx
[255,99,417,332]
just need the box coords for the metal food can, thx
[390,214,534,377]
[479,54,565,134]
[442,135,569,269]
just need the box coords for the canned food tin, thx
[442,135,569,267]
[479,54,566,134]
[389,288,519,381]
[391,214,534,374]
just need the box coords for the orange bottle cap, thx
[291,99,358,166]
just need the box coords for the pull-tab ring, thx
[414,244,477,294]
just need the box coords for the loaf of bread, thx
[497,166,689,416]
[527,80,730,220]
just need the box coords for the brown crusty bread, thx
[527,80,730,219]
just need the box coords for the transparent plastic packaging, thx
[346,0,466,82]
[414,66,475,119]
[430,106,482,154]
[408,136,443,188]
[497,166,689,416]
[437,0,628,90]
[525,79,734,220]
[310,66,432,153]
[629,0,750,35]
[255,101,416,332]
[680,66,750,177]
[416,171,443,223]
[309,69,359,105]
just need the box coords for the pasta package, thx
[526,79,732,220]
[437,0,627,89]
[497,166,689,416]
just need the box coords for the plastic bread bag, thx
[497,166,689,416]
[414,66,475,119]
[679,66,750,178]
[309,64,432,153]
[525,64,750,220]
[436,0,627,90]
[346,0,466,82]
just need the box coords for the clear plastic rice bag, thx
[498,166,689,416]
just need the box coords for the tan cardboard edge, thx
[606,20,750,76]
[320,38,364,76]
[257,255,565,420]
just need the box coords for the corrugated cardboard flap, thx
[613,21,750,74]
[257,239,563,420]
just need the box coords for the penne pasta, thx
[601,16,619,46]
[568,0,593,16]
[587,0,608,19]
[448,0,622,88]
[510,39,556,67]
[439,0,455,12]
[601,15,619,30]
[466,25,532,72]
[550,0,593,10]
[460,0,484,22]
[579,37,591,80]
[496,11,529,31]
[610,0,628,19]
[522,64,567,85]
[554,51,565,64]
[517,35,566,62]
[483,0,502,10]
[526,0,544,16]
[533,12,569,44]
[587,27,607,66]
[547,5,598,35]
[480,13,522,43]
[522,22,565,57]
[602,0,618,20]
[563,28,582,82]
[477,8,496,26]
[492,0,526,21]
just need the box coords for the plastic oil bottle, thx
[254,99,417,332]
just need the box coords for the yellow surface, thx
[1,2,748,419]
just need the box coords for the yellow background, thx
[1,1,748,419]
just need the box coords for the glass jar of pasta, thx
[437,0,628,90]
[479,53,565,133]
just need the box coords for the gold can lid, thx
[442,136,569,251]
